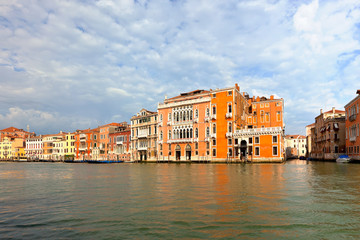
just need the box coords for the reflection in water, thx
[1,161,360,239]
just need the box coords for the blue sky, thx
[0,0,360,135]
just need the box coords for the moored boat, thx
[86,160,124,164]
[336,155,351,163]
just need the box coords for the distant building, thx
[131,109,158,161]
[344,90,360,160]
[108,122,131,161]
[305,123,315,157]
[311,108,346,160]
[26,136,43,160]
[285,135,306,159]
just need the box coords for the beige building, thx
[0,137,13,160]
[64,132,75,160]
[305,123,315,157]
[311,108,346,160]
[285,135,306,159]
[131,109,158,161]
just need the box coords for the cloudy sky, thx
[1,0,360,135]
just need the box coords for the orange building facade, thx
[345,90,360,160]
[108,122,131,162]
[233,95,285,162]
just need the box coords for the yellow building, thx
[65,132,75,160]
[0,137,12,160]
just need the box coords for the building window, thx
[195,142,198,149]
[266,113,270,122]
[213,124,216,134]
[213,139,216,146]
[195,151,198,155]
[255,137,259,144]
[228,122,232,132]
[228,148,233,157]
[255,147,260,156]
[206,127,210,137]
[249,137,253,144]
[228,138,232,145]
[228,90,232,96]
[206,108,210,117]
[168,130,171,140]
[213,93,216,98]
[168,113,171,121]
[277,112,281,122]
[195,109,198,118]
[212,106,216,115]
[195,128,198,138]
[228,103,232,113]
[212,148,216,157]
[273,135,278,143]
[206,142,210,149]
[273,146,278,156]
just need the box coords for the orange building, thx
[233,95,285,162]
[97,123,124,160]
[157,84,249,162]
[75,128,99,161]
[345,90,360,160]
[0,126,35,141]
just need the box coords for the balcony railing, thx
[210,133,216,138]
[137,133,148,138]
[116,141,123,145]
[204,117,210,122]
[349,114,357,122]
[226,112,232,118]
[211,114,217,120]
[167,139,193,143]
[226,132,232,138]
[138,146,148,151]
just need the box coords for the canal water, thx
[1,160,360,239]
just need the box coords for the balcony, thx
[194,118,198,123]
[137,133,148,138]
[167,139,193,143]
[349,114,357,122]
[167,121,171,126]
[210,133,216,138]
[350,136,357,142]
[204,117,210,122]
[158,122,163,127]
[226,132,232,138]
[116,141,123,145]
[138,146,148,151]
[211,114,217,120]
[194,138,199,142]
[205,137,210,142]
[79,147,87,151]
[226,112,232,118]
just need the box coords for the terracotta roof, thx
[306,123,315,127]
[1,127,23,132]
[324,109,345,114]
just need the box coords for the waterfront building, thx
[64,132,75,160]
[344,90,360,160]
[233,95,285,162]
[305,123,315,157]
[52,133,67,161]
[42,132,66,160]
[284,135,306,159]
[75,128,99,161]
[25,136,43,160]
[311,108,346,160]
[131,109,158,161]
[157,89,211,162]
[97,123,124,160]
[109,122,131,161]
[0,137,13,160]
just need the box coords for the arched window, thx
[180,130,183,139]
[195,109,198,118]
[168,130,171,140]
[173,130,176,139]
[160,131,163,140]
[183,112,186,121]
[206,108,210,117]
[206,127,210,137]
[195,128,198,138]
[190,128,193,138]
[187,129,190,138]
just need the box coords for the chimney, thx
[270,95,274,100]
[357,89,360,95]
[320,109,323,114]
[332,107,335,114]
[256,96,260,102]
[235,83,239,91]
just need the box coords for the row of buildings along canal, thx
[0,83,286,163]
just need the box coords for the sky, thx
[0,0,360,135]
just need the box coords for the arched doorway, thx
[240,140,247,161]
[175,145,181,161]
[185,144,191,161]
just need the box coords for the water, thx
[1,160,360,239]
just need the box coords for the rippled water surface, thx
[1,160,360,239]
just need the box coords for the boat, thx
[86,160,124,164]
[336,155,351,163]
